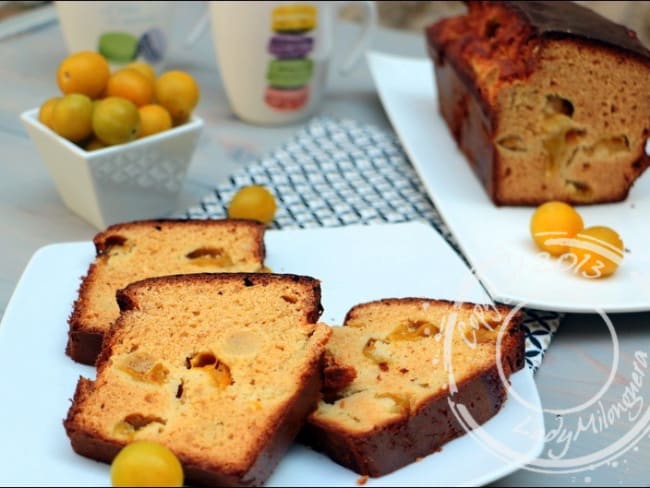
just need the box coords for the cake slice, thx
[426,1,650,205]
[67,219,266,365]
[302,298,525,477]
[64,272,330,487]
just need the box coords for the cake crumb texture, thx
[427,1,650,205]
[64,272,330,486]
[303,298,524,477]
[67,219,266,365]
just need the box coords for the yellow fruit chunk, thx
[56,51,110,99]
[106,69,155,108]
[137,104,172,138]
[155,70,200,125]
[227,185,277,225]
[38,97,61,129]
[569,226,624,278]
[530,201,584,256]
[111,441,183,487]
[51,93,93,142]
[92,97,141,145]
[125,61,157,85]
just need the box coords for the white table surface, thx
[0,2,648,486]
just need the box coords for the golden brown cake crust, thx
[427,1,650,206]
[303,363,507,477]
[64,272,330,486]
[66,219,266,365]
[302,298,525,477]
[66,361,325,486]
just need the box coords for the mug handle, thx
[337,1,377,76]
[184,9,210,48]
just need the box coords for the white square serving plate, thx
[368,51,650,313]
[0,222,543,486]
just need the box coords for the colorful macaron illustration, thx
[265,5,317,112]
[267,59,313,88]
[271,4,317,33]
[98,32,139,64]
[267,34,314,59]
[138,28,167,63]
[98,28,166,65]
[265,86,310,111]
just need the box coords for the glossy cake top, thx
[504,1,650,61]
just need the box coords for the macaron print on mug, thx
[209,1,377,125]
[55,1,174,70]
[265,5,316,111]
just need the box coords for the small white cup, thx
[55,1,174,70]
[207,1,377,125]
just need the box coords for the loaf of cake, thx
[426,1,650,205]
[67,219,266,365]
[301,298,525,477]
[64,272,330,487]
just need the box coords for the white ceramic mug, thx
[208,1,376,125]
[55,1,174,70]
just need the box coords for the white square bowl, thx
[20,108,204,229]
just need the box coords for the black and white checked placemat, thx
[179,117,560,372]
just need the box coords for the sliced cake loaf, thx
[427,1,650,205]
[64,272,330,487]
[67,219,266,365]
[302,298,525,477]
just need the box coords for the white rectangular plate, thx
[368,52,650,313]
[0,222,543,486]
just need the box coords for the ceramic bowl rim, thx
[20,108,204,160]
